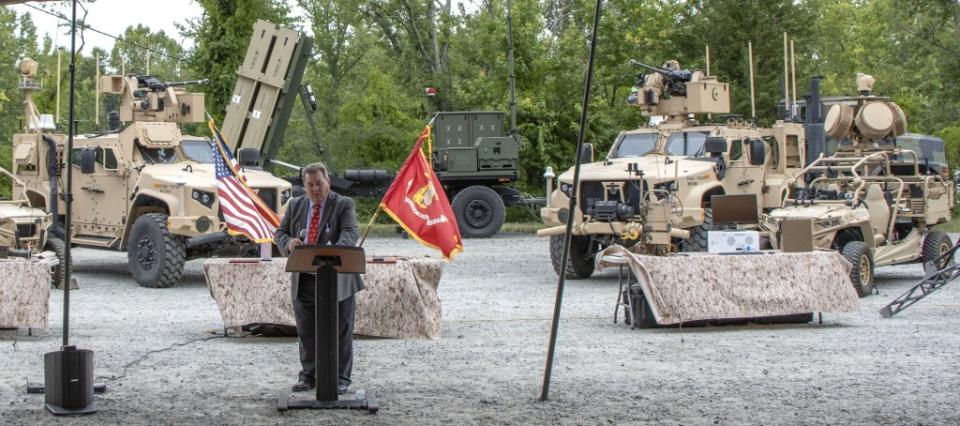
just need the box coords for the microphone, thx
[298,229,307,242]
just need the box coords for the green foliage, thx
[3,0,960,213]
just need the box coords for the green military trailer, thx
[430,111,524,238]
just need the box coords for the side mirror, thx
[237,147,261,168]
[578,143,594,164]
[80,148,96,174]
[748,138,766,166]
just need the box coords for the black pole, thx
[506,0,518,143]
[62,0,77,348]
[539,0,603,402]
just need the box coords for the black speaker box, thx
[44,345,96,415]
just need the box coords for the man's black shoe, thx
[292,380,315,392]
[337,384,350,395]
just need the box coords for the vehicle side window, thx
[70,148,83,166]
[729,139,743,160]
[96,147,119,171]
[765,137,779,168]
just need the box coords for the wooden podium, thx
[277,245,377,413]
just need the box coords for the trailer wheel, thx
[549,234,596,279]
[680,209,712,252]
[842,241,874,297]
[46,235,66,289]
[127,213,186,288]
[451,185,505,238]
[922,231,954,271]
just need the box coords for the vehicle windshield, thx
[665,131,708,157]
[611,133,659,158]
[136,144,180,164]
[181,139,216,164]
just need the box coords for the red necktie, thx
[306,203,321,244]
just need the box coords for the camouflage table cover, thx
[0,259,51,329]
[203,257,445,339]
[597,246,860,325]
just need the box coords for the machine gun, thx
[134,76,209,93]
[629,59,694,96]
[100,74,206,123]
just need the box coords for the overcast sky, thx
[7,0,308,52]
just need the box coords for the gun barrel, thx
[629,60,668,74]
[165,78,209,87]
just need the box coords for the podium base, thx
[277,389,378,414]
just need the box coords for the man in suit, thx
[275,162,364,394]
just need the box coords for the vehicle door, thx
[71,144,128,238]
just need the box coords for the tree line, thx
[1,0,958,199]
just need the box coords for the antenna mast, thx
[507,0,518,142]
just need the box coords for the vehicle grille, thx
[16,224,37,238]
[578,182,605,215]
[257,188,278,212]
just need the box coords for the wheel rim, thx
[464,199,493,228]
[938,241,952,268]
[859,254,871,288]
[137,236,157,271]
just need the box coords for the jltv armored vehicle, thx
[11,60,291,288]
[763,75,954,296]
[539,60,807,278]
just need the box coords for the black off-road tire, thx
[680,208,712,252]
[549,234,596,279]
[451,185,505,238]
[46,236,66,289]
[922,231,954,271]
[127,213,186,288]
[842,241,874,297]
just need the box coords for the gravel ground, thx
[2,233,959,425]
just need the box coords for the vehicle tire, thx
[451,185,505,238]
[127,213,186,288]
[922,231,954,271]
[842,241,874,297]
[680,208,712,252]
[549,234,596,279]
[46,235,66,289]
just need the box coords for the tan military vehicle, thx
[763,74,954,296]
[11,58,291,288]
[539,60,807,278]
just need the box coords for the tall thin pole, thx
[705,45,711,77]
[55,49,61,124]
[790,39,797,119]
[506,0,518,142]
[62,0,78,348]
[95,51,100,127]
[783,32,790,119]
[540,0,603,402]
[748,41,756,121]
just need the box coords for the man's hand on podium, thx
[288,238,304,253]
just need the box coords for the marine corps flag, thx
[380,126,463,259]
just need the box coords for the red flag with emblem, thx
[380,126,463,259]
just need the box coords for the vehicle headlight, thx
[560,182,573,197]
[192,189,216,209]
[281,189,292,205]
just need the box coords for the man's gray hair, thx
[302,162,329,179]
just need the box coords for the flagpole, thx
[357,206,382,247]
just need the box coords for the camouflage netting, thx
[0,259,50,329]
[204,257,445,339]
[597,246,860,324]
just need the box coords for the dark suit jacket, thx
[275,192,364,301]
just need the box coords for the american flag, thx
[208,119,280,244]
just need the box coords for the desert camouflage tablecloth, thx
[0,259,50,329]
[203,257,445,339]
[597,246,860,325]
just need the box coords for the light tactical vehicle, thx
[11,59,291,288]
[763,74,954,296]
[539,60,806,278]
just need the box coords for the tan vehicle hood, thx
[142,163,290,191]
[558,156,716,184]
[0,202,47,221]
